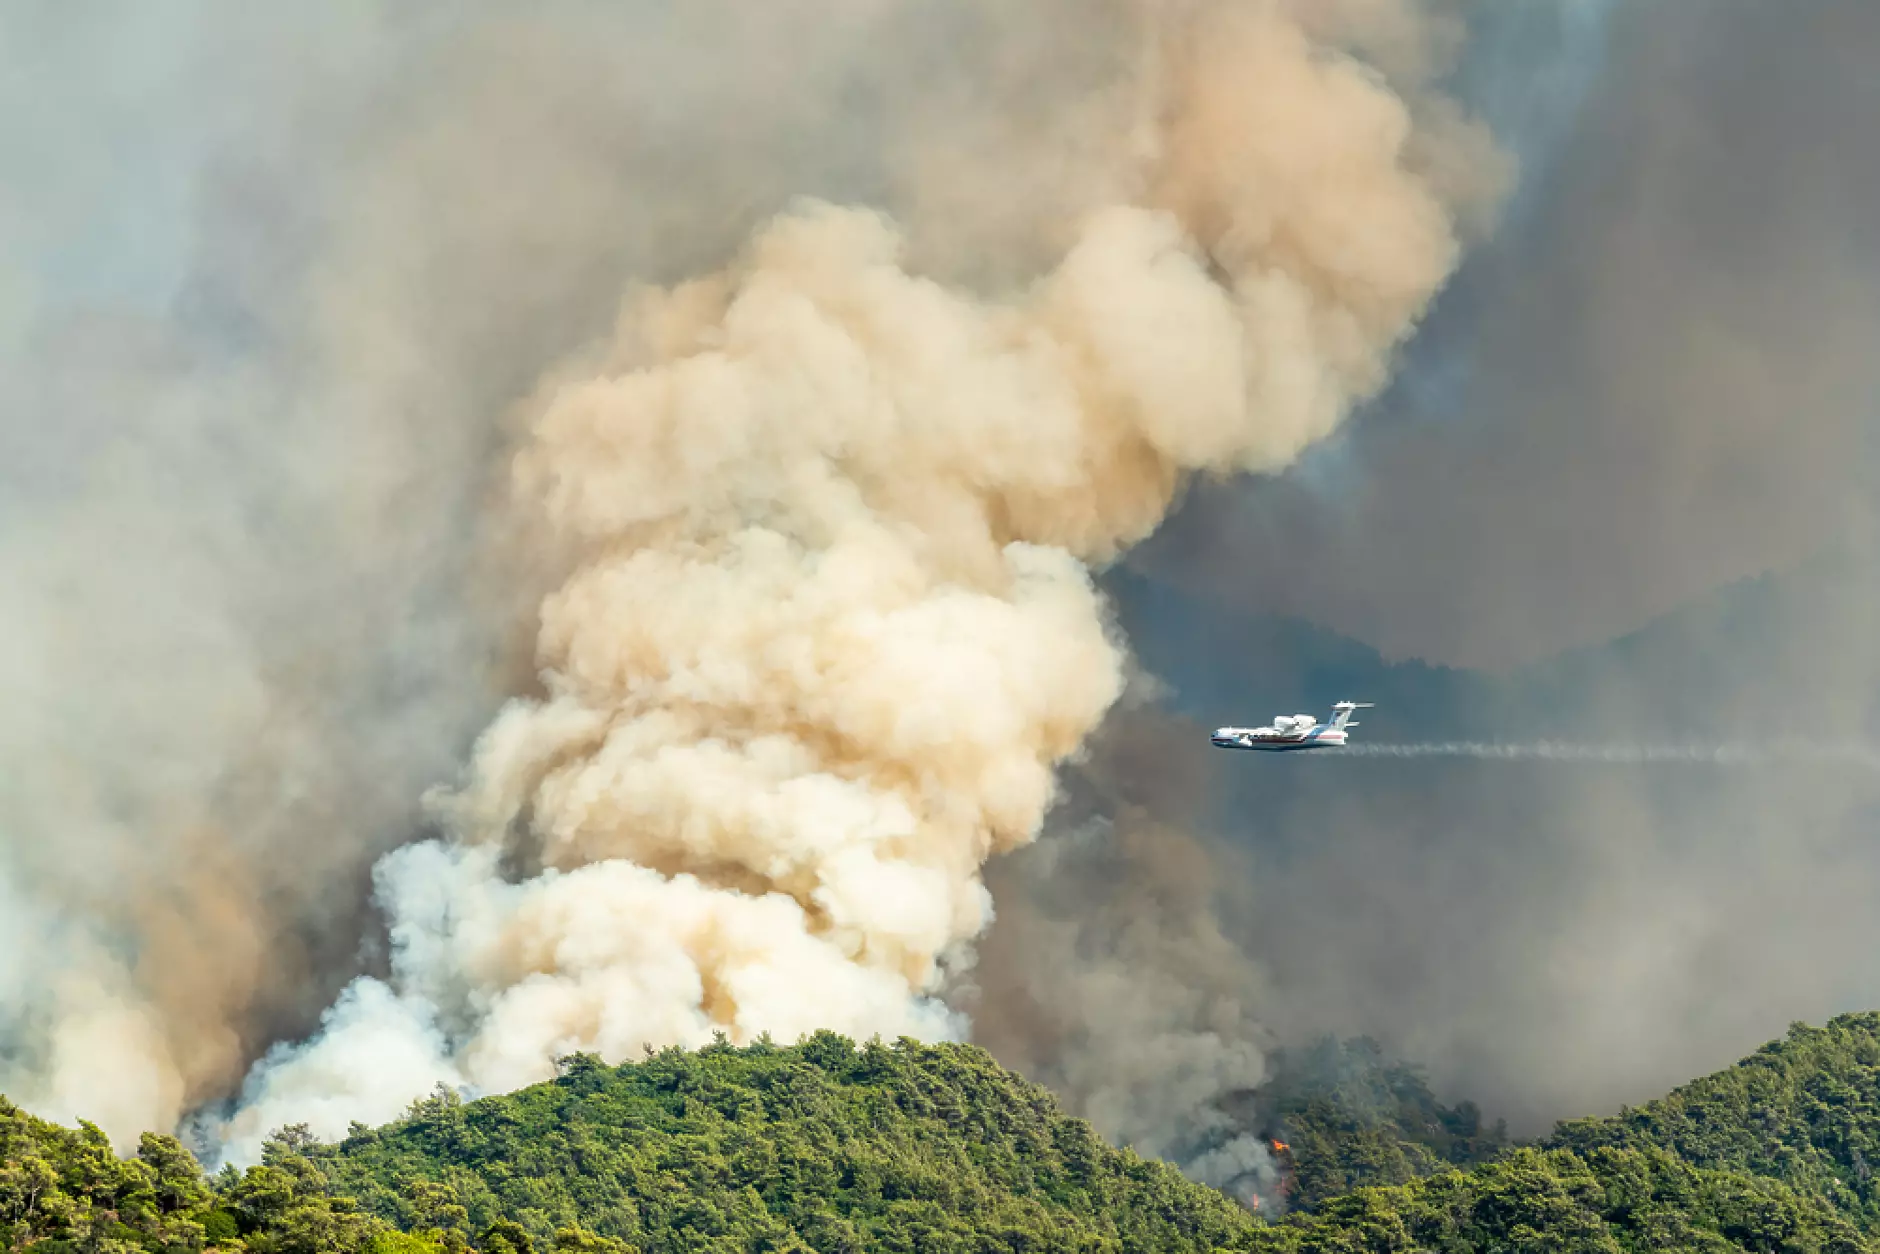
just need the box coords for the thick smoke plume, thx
[965,700,1285,1205]
[202,0,1501,1165]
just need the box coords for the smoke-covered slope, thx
[1243,1036,1512,1211]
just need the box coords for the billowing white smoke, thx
[213,0,1502,1164]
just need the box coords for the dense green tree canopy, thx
[0,1096,419,1254]
[307,1032,1262,1254]
[1551,1013,1880,1229]
[1262,1147,1870,1254]
[9,1018,1880,1254]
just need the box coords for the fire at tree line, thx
[9,1015,1880,1252]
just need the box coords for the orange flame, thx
[1271,1139,1290,1152]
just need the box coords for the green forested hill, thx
[1549,1013,1880,1229]
[306,1033,1261,1254]
[8,1020,1880,1254]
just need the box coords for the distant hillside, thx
[1550,1012,1880,1229]
[1263,1144,1870,1253]
[1240,1036,1870,1251]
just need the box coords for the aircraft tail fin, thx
[1330,701,1374,731]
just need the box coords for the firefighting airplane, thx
[1211,702,1374,752]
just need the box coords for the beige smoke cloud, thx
[217,0,1498,1161]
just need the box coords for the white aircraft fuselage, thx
[1211,703,1372,752]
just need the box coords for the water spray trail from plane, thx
[1339,742,1880,768]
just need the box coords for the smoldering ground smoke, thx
[0,0,1508,1172]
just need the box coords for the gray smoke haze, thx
[979,0,1880,1142]
[1143,0,1880,666]
[2,0,1502,1177]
